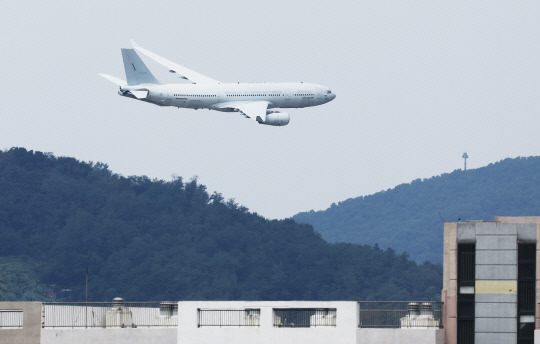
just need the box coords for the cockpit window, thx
[327,90,331,94]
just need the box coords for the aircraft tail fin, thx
[121,48,161,86]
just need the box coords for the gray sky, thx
[1,1,539,219]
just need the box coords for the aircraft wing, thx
[219,101,269,123]
[131,40,220,85]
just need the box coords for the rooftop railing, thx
[42,301,178,328]
[273,308,337,327]
[198,309,260,327]
[0,310,23,329]
[41,300,443,329]
[358,301,443,329]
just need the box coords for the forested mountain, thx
[294,157,540,263]
[0,148,441,302]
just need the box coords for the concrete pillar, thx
[442,222,457,344]
[474,222,517,344]
[536,223,540,330]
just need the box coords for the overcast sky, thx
[1,1,539,219]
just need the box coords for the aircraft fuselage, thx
[119,82,335,111]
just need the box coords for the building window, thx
[457,244,475,344]
[518,244,535,344]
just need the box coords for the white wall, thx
[178,301,444,344]
[41,328,176,344]
[356,328,445,344]
[178,301,357,344]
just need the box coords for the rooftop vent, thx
[107,297,132,328]
[112,297,125,308]
[401,302,439,329]
[159,302,178,316]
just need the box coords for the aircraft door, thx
[283,90,292,107]
[164,92,173,106]
[156,92,167,106]
[172,96,187,108]
[300,90,314,107]
[178,96,187,107]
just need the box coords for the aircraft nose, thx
[329,93,336,101]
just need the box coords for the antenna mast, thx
[462,152,469,170]
[85,267,88,328]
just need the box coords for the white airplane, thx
[99,41,335,126]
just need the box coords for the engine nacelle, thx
[260,111,290,126]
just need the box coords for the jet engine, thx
[260,111,290,126]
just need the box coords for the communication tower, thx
[462,152,469,170]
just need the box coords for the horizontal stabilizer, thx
[130,90,148,99]
[98,73,126,86]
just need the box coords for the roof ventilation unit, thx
[400,302,440,329]
[106,297,133,328]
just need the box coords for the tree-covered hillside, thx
[0,148,441,302]
[294,157,540,263]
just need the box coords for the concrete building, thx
[0,300,177,344]
[0,302,41,344]
[7,216,540,344]
[442,217,540,344]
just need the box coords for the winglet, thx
[130,42,221,84]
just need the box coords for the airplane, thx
[99,41,336,126]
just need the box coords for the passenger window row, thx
[174,94,217,97]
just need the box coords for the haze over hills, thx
[294,156,540,263]
[0,148,441,302]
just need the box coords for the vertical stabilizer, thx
[121,48,160,85]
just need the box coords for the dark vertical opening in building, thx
[458,244,475,344]
[518,244,535,344]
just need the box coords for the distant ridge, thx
[294,157,540,263]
